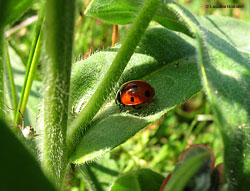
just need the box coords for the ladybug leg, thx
[121,104,126,109]
[151,98,157,104]
[117,102,125,110]
[115,98,121,108]
[132,105,141,109]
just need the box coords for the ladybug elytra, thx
[116,80,155,108]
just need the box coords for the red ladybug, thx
[116,80,155,108]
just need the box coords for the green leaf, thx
[85,0,192,36]
[0,118,55,190]
[192,13,250,191]
[85,0,141,24]
[198,16,250,52]
[69,27,195,111]
[110,169,164,191]
[172,145,213,191]
[69,27,200,164]
[163,152,211,191]
[0,0,35,27]
[153,3,192,36]
[161,2,250,189]
[198,26,250,190]
[165,3,250,190]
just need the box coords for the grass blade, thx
[0,29,4,119]
[4,40,17,119]
[14,3,45,125]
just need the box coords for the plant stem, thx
[0,28,4,120]
[42,0,76,188]
[112,24,118,46]
[67,0,162,156]
[4,40,17,119]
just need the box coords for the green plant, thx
[1,0,250,190]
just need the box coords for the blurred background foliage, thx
[6,0,249,190]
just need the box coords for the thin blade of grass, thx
[4,40,17,119]
[0,29,4,119]
[14,3,45,125]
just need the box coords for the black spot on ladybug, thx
[132,85,138,91]
[131,97,134,102]
[145,90,150,97]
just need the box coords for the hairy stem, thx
[67,0,162,157]
[42,0,76,188]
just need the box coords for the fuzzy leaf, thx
[198,26,250,190]
[110,169,164,191]
[69,27,195,112]
[168,5,250,190]
[198,16,250,52]
[159,3,250,188]
[69,27,200,164]
[85,0,192,36]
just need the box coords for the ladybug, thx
[116,80,155,109]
